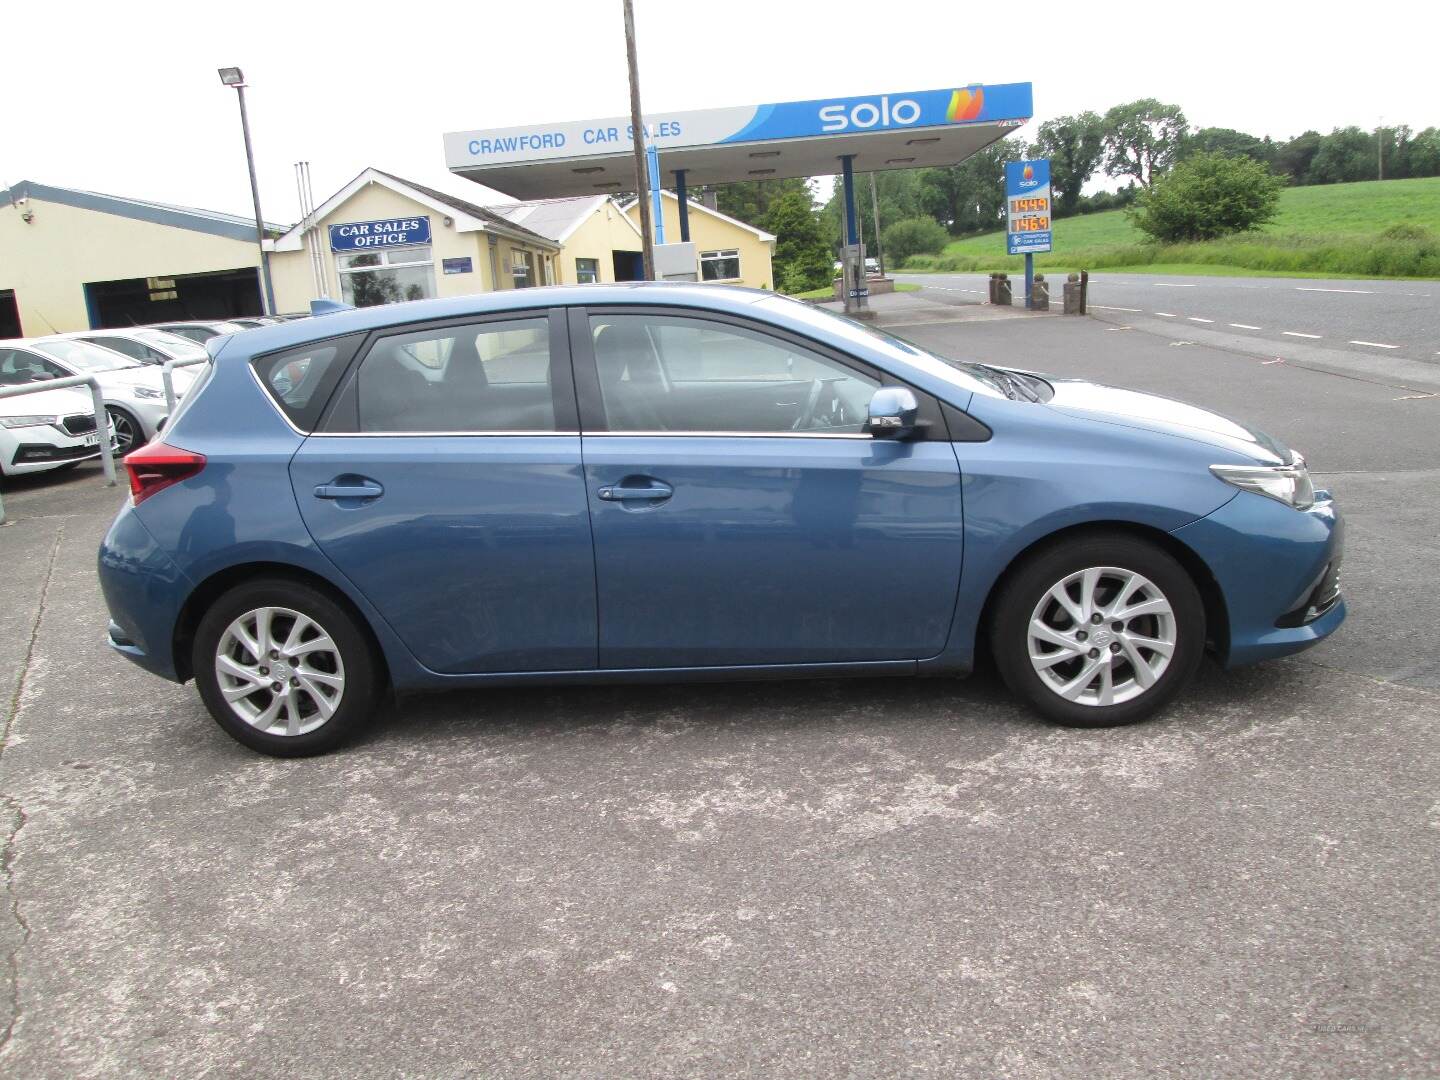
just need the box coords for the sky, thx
[2,0,1435,225]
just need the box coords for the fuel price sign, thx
[1005,159,1052,255]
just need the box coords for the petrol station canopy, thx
[444,83,1033,199]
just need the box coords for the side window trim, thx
[569,304,944,440]
[318,307,578,436]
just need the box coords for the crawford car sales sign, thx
[330,216,432,252]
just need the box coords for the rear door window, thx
[347,319,560,433]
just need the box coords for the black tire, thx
[990,533,1205,728]
[106,406,142,457]
[192,578,383,756]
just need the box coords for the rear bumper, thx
[97,502,193,681]
[1172,488,1345,667]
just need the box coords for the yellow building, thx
[0,180,273,336]
[486,196,646,284]
[0,171,777,338]
[267,168,560,310]
[622,191,776,291]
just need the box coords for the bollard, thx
[1063,273,1083,315]
[1032,274,1050,311]
[994,274,1012,306]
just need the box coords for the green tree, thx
[881,217,949,264]
[1273,131,1323,184]
[1129,152,1282,242]
[1400,127,1440,178]
[1034,112,1105,216]
[706,177,812,228]
[1184,127,1275,166]
[918,142,1011,234]
[762,189,835,294]
[1102,99,1189,188]
[819,169,927,256]
[1307,127,1375,184]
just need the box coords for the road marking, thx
[1296,287,1374,294]
[1395,392,1437,401]
[1349,340,1400,349]
[1155,312,1178,317]
[1283,331,1322,339]
[1188,316,1214,323]
[1091,305,1142,312]
[1262,359,1286,365]
[1107,326,1134,331]
[1168,340,1195,347]
[1230,323,1262,330]
[1153,283,1197,287]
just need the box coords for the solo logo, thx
[819,96,922,132]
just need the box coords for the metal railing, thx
[162,356,209,412]
[0,374,115,526]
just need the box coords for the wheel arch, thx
[973,520,1230,666]
[172,561,392,687]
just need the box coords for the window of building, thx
[588,314,877,434]
[353,319,555,432]
[511,249,534,289]
[575,258,600,284]
[337,245,436,308]
[700,249,741,282]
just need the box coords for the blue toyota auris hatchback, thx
[99,285,1344,756]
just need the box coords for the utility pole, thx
[869,173,885,277]
[1378,117,1385,182]
[622,0,655,280]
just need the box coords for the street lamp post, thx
[218,67,276,315]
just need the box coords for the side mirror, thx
[866,386,920,440]
[29,372,54,383]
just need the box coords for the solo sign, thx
[1005,160,1052,255]
[330,216,432,252]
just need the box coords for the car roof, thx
[211,283,778,359]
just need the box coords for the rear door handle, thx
[313,479,384,501]
[597,483,673,502]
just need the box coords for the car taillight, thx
[123,441,206,505]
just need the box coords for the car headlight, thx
[0,414,57,429]
[131,386,165,401]
[1210,454,1315,510]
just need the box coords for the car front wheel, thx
[106,406,141,457]
[991,534,1205,728]
[192,579,382,756]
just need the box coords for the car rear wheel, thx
[192,579,382,756]
[991,534,1205,728]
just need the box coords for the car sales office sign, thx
[1005,159,1052,255]
[330,216,432,252]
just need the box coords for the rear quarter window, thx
[251,335,363,431]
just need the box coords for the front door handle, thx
[597,481,673,502]
[313,478,384,501]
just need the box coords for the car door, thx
[287,309,597,675]
[571,306,964,670]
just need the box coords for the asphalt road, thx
[1,306,1436,1078]
[898,271,1440,366]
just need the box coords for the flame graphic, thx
[946,87,984,123]
[1023,164,1034,181]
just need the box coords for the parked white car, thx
[0,381,110,479]
[56,327,209,370]
[0,338,186,455]
[148,320,248,344]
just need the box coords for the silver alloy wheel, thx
[107,408,137,455]
[214,606,345,737]
[1027,566,1177,707]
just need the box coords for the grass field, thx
[902,176,1440,279]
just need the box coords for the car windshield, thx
[756,296,1018,400]
[132,329,208,357]
[32,339,140,372]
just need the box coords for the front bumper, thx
[1172,488,1346,667]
